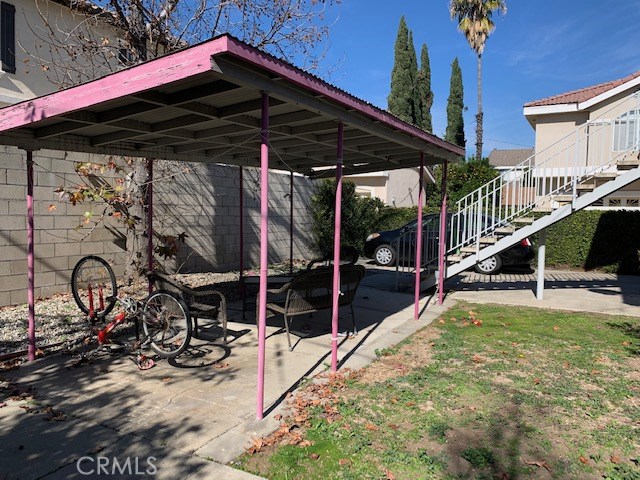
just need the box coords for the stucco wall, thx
[345,167,424,207]
[0,148,315,307]
[0,0,118,106]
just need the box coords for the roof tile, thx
[525,70,640,107]
[488,148,534,167]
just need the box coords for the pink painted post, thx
[147,158,154,294]
[330,122,344,372]
[256,93,269,420]
[413,153,425,320]
[26,151,36,362]
[239,166,244,283]
[289,172,294,275]
[438,160,449,305]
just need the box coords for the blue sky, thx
[318,0,640,157]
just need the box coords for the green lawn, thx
[236,302,640,479]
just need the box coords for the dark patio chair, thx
[147,272,228,343]
[264,264,365,351]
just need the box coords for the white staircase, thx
[418,91,640,290]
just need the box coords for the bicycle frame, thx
[87,283,106,321]
[94,296,142,347]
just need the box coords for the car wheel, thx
[474,255,502,274]
[374,245,396,267]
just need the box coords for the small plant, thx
[374,345,399,357]
[427,420,450,442]
[461,447,495,469]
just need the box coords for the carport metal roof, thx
[0,35,463,174]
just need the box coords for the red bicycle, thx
[70,255,192,367]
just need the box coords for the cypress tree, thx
[445,57,465,148]
[388,16,416,124]
[416,43,433,133]
[408,30,418,123]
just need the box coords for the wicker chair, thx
[147,272,228,344]
[264,264,365,351]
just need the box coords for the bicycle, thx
[69,255,193,368]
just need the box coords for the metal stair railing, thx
[449,91,640,256]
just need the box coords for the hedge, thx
[531,210,640,274]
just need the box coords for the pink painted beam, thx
[0,39,230,132]
[414,153,425,320]
[26,151,36,362]
[256,93,269,420]
[438,160,449,305]
[330,122,344,372]
[147,158,154,294]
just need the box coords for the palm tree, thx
[449,0,506,161]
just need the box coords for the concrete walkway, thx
[447,269,640,317]
[0,269,447,479]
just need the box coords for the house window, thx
[1,2,15,74]
[613,109,640,151]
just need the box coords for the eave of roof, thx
[523,70,640,118]
[0,35,464,177]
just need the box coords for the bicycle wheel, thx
[142,290,192,358]
[71,255,117,320]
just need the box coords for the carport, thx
[0,35,463,418]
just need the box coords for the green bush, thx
[532,210,640,274]
[309,180,386,255]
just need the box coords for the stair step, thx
[594,172,618,179]
[576,183,596,191]
[461,246,478,254]
[553,195,574,204]
[446,254,466,263]
[512,217,534,225]
[532,206,554,213]
[495,226,516,235]
[479,236,497,244]
[617,159,640,170]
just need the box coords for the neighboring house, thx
[523,71,640,209]
[487,148,535,206]
[488,148,534,180]
[345,168,431,207]
[0,0,120,106]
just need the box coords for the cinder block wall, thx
[0,148,315,307]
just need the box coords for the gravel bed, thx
[0,263,308,356]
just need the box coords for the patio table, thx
[241,274,293,319]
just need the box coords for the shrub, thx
[308,180,386,255]
[532,210,640,274]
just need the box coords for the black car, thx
[364,214,534,274]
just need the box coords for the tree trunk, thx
[476,53,483,161]
[124,159,150,284]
